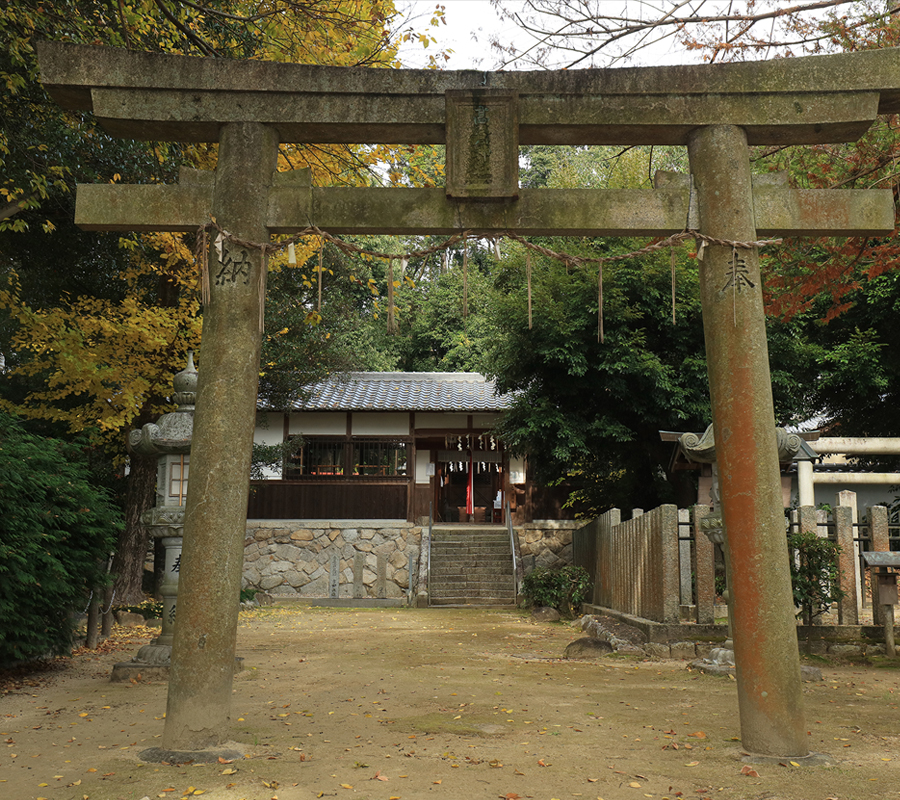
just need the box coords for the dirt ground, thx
[2,606,899,800]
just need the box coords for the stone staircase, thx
[428,526,517,606]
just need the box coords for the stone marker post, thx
[688,125,807,758]
[163,123,278,751]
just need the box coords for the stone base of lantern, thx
[110,648,244,682]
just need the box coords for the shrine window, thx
[352,438,408,477]
[285,437,346,477]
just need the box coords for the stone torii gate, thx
[38,42,897,759]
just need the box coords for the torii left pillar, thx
[163,123,278,750]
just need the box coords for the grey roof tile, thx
[288,372,509,412]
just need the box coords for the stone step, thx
[430,578,515,590]
[428,598,516,607]
[428,527,516,606]
[430,571,511,582]
[429,554,511,565]
[431,540,510,549]
[430,587,516,598]
[431,545,509,552]
[431,539,510,547]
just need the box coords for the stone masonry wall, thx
[244,521,421,600]
[517,521,579,573]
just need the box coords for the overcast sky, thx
[397,1,530,70]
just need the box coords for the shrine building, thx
[248,372,561,524]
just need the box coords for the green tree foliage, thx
[0,411,121,666]
[386,242,496,372]
[485,235,713,514]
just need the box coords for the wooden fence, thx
[573,499,897,625]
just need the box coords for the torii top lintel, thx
[37,41,900,147]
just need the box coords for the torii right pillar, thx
[688,125,807,758]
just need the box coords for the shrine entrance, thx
[38,41,900,759]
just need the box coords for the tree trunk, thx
[109,453,157,604]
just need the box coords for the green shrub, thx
[787,529,845,625]
[0,413,121,665]
[521,565,592,618]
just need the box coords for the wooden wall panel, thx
[248,481,408,520]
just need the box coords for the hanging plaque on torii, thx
[37,41,899,760]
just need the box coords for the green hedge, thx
[0,413,121,665]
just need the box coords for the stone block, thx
[243,566,261,586]
[802,640,828,655]
[390,550,408,569]
[384,582,404,599]
[375,541,396,557]
[244,550,261,563]
[254,529,269,541]
[532,606,560,622]
[343,528,360,543]
[260,574,284,590]
[525,530,542,544]
[828,643,863,657]
[362,568,377,586]
[291,528,314,541]
[283,569,304,588]
[360,529,376,540]
[273,543,302,561]
[669,641,697,660]
[564,637,613,659]
[302,575,329,596]
[328,529,342,541]
[644,642,671,659]
[535,550,563,570]
[394,568,409,589]
[357,542,373,553]
[308,565,325,582]
[269,584,294,594]
[694,642,717,658]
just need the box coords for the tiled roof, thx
[289,372,510,412]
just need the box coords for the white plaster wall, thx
[415,451,431,485]
[351,412,409,436]
[289,411,346,435]
[473,413,501,429]
[255,412,285,479]
[417,412,468,429]
[509,455,526,484]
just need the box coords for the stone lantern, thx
[111,353,196,681]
